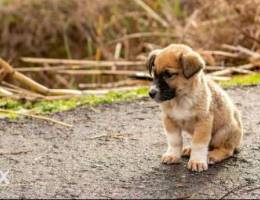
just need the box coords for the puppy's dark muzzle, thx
[149,89,157,99]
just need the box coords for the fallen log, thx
[0,59,50,94]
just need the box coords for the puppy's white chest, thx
[167,97,195,121]
[170,106,194,120]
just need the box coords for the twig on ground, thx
[0,109,73,128]
[88,133,133,140]
[0,149,32,155]
[246,185,260,192]
[219,184,249,199]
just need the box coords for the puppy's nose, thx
[149,89,157,98]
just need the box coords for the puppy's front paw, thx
[187,159,208,172]
[161,154,181,164]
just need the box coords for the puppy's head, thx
[146,44,205,102]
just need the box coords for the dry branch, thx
[1,86,43,100]
[232,68,254,74]
[16,66,69,72]
[83,86,147,95]
[17,65,227,73]
[2,81,45,98]
[49,89,82,96]
[201,50,239,58]
[79,79,148,89]
[208,76,231,81]
[205,66,225,71]
[222,44,260,58]
[21,57,145,67]
[208,63,258,77]
[108,32,176,44]
[56,69,147,76]
[209,68,233,76]
[133,0,169,28]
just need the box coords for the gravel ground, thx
[0,86,260,199]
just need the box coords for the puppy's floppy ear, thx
[146,54,156,75]
[146,49,162,75]
[180,52,205,79]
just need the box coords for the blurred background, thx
[0,0,259,91]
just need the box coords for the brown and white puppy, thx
[147,44,243,172]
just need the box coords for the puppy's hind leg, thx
[209,124,242,164]
[208,147,234,164]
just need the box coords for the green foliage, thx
[0,87,149,116]
[32,99,80,114]
[171,0,182,17]
[220,73,260,88]
[0,99,22,110]
[0,99,22,118]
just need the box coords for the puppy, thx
[146,44,243,172]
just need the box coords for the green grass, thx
[1,73,260,118]
[220,73,260,88]
[0,87,149,117]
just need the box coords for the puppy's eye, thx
[163,71,177,79]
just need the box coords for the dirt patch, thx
[0,86,260,199]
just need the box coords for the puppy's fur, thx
[147,44,243,172]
